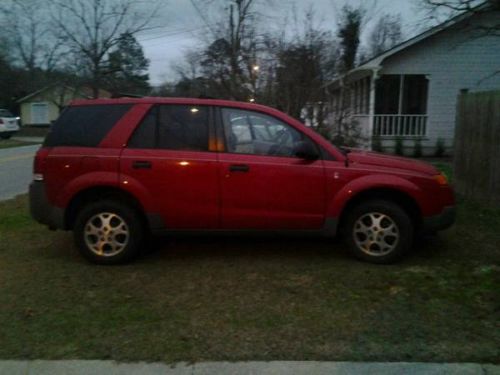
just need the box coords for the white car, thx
[0,109,20,139]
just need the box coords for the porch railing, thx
[373,115,427,137]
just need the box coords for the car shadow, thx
[137,234,352,264]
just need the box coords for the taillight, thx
[33,148,50,181]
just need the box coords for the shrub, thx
[372,136,383,152]
[413,138,423,158]
[394,137,404,156]
[435,137,446,157]
[331,118,365,148]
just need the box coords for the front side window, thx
[221,108,314,157]
[128,105,209,151]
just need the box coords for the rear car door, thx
[217,107,327,230]
[120,104,219,229]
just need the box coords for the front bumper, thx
[29,181,64,230]
[423,206,456,232]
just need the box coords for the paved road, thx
[0,144,40,201]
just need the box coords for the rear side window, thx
[127,105,209,151]
[44,104,131,147]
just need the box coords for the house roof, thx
[16,83,110,103]
[325,2,492,87]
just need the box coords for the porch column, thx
[368,68,379,149]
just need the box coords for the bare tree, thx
[368,14,403,58]
[272,9,339,122]
[172,50,204,82]
[190,0,263,100]
[51,0,164,98]
[420,0,500,36]
[0,0,63,80]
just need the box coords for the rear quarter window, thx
[44,104,132,147]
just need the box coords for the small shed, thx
[17,85,111,126]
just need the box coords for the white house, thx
[325,6,500,155]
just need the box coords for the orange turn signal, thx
[433,174,448,186]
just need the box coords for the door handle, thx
[132,160,152,169]
[229,164,250,172]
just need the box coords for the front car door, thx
[120,104,219,229]
[217,107,327,230]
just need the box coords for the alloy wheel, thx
[83,212,129,257]
[353,212,400,256]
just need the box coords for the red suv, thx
[29,98,455,264]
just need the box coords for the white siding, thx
[379,11,500,152]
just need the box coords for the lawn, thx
[0,195,498,363]
[0,139,40,149]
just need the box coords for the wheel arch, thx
[64,186,147,230]
[337,187,423,231]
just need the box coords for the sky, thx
[137,0,428,85]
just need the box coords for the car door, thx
[217,107,327,230]
[120,104,219,229]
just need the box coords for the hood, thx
[346,149,439,176]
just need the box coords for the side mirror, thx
[294,141,319,160]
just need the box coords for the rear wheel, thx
[74,200,145,264]
[344,200,413,264]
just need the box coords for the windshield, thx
[0,109,14,117]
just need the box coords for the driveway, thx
[0,144,40,201]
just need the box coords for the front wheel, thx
[74,200,145,264]
[344,200,413,264]
[0,133,12,139]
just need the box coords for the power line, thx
[189,0,217,37]
[137,26,209,43]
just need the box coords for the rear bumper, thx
[423,206,456,232]
[29,181,64,230]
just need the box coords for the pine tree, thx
[107,33,150,97]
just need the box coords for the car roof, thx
[70,97,266,111]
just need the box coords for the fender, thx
[55,171,121,208]
[60,172,157,214]
[327,174,425,218]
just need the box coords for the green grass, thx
[0,139,40,149]
[0,195,499,363]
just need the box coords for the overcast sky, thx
[138,0,429,85]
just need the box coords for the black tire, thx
[73,200,146,265]
[344,200,413,264]
[0,133,12,139]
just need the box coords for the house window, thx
[375,75,428,115]
[402,75,428,114]
[375,76,400,114]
